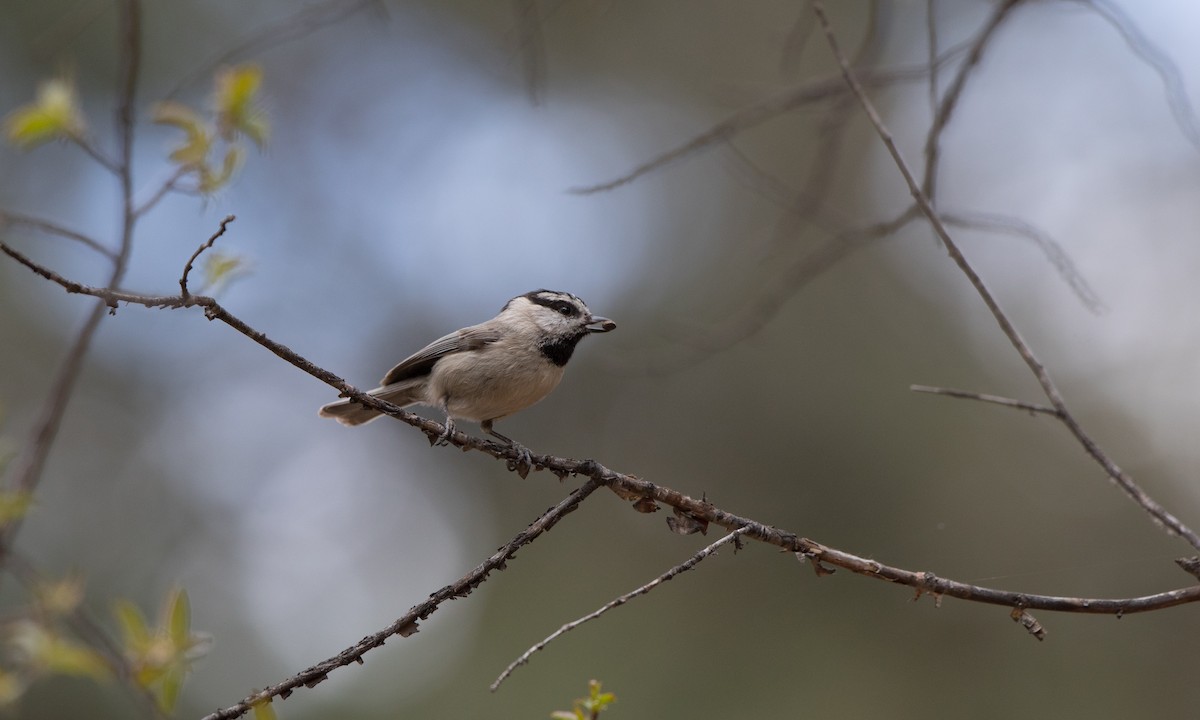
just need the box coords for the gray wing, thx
[380,324,502,385]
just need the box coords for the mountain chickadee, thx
[318,289,616,465]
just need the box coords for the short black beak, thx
[587,315,616,333]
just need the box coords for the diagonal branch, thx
[570,45,976,195]
[810,1,1200,551]
[0,210,115,259]
[200,477,604,720]
[909,384,1060,417]
[491,527,750,691]
[921,0,1023,200]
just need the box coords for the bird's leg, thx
[481,419,533,473]
[434,397,456,446]
[434,417,456,446]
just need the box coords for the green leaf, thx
[215,65,269,146]
[167,588,191,649]
[3,78,86,148]
[157,664,185,713]
[11,621,110,681]
[202,250,248,291]
[114,599,151,649]
[0,490,33,527]
[251,698,278,720]
[0,670,25,706]
[549,712,580,720]
[153,101,212,166]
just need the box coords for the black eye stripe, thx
[524,290,585,317]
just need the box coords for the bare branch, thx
[70,135,121,175]
[1,0,143,565]
[511,0,547,106]
[909,384,1060,417]
[811,1,1200,551]
[180,215,235,298]
[491,527,751,691]
[0,210,115,260]
[635,207,918,375]
[165,0,382,100]
[778,1,816,77]
[570,50,972,196]
[926,0,939,117]
[1077,0,1200,152]
[921,0,1023,200]
[132,165,192,219]
[200,477,604,720]
[941,210,1104,313]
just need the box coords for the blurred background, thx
[3,0,1200,717]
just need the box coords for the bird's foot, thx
[433,418,456,446]
[505,440,535,479]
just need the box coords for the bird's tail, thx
[318,383,421,427]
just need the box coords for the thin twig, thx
[132,164,191,218]
[165,0,382,100]
[511,0,547,105]
[180,215,235,298]
[491,527,750,691]
[921,0,1023,200]
[201,477,604,720]
[811,1,1200,551]
[570,45,975,195]
[70,135,121,175]
[0,211,115,259]
[926,0,939,117]
[909,385,1060,417]
[941,210,1103,313]
[1077,0,1200,152]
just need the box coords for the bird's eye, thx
[554,302,576,316]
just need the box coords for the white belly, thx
[429,351,566,422]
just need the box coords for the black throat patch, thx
[539,332,586,367]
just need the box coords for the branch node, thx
[796,549,836,577]
[1010,607,1047,641]
[1175,556,1200,581]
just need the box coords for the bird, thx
[318,289,616,468]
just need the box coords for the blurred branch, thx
[909,385,1060,417]
[491,527,750,691]
[200,477,605,720]
[941,210,1104,313]
[132,165,191,218]
[810,1,1200,552]
[570,42,975,195]
[1,0,142,585]
[0,210,115,259]
[921,0,1023,201]
[511,0,547,106]
[6,237,1200,719]
[1077,0,1200,152]
[165,0,383,100]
